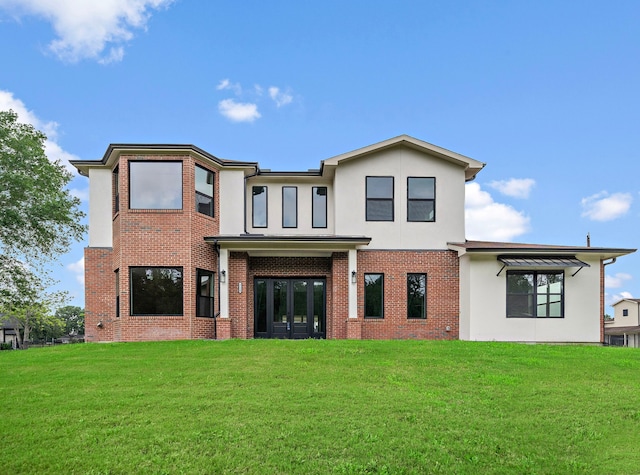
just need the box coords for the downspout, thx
[244,166,260,234]
[602,257,617,344]
[213,240,221,339]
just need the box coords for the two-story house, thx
[71,135,635,343]
[605,298,640,347]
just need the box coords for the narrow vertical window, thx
[407,177,435,222]
[407,273,426,319]
[115,269,120,318]
[366,177,394,221]
[364,273,384,318]
[197,269,214,317]
[195,165,214,217]
[113,166,119,214]
[282,186,297,228]
[252,186,268,228]
[312,186,327,228]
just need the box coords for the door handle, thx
[287,322,291,331]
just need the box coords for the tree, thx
[0,110,85,263]
[55,305,85,335]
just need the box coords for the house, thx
[71,135,635,343]
[605,299,640,347]
[1,317,19,348]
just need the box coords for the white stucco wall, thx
[245,178,334,235]
[219,169,248,235]
[460,254,602,342]
[333,146,466,249]
[88,168,113,247]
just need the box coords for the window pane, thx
[282,187,297,228]
[312,187,327,228]
[273,280,287,323]
[293,281,307,323]
[507,294,534,317]
[130,162,182,209]
[313,281,325,333]
[408,274,426,319]
[408,177,434,199]
[130,267,183,315]
[408,200,434,222]
[252,186,267,227]
[195,165,213,196]
[365,274,384,318]
[366,200,393,221]
[367,177,393,198]
[507,273,534,293]
[196,193,213,216]
[255,280,267,333]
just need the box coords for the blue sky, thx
[0,0,638,313]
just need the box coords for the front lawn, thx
[1,340,639,474]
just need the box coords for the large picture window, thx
[130,267,183,316]
[129,161,182,210]
[195,165,214,217]
[282,186,297,228]
[366,177,394,221]
[312,186,327,228]
[407,177,435,222]
[407,273,427,319]
[507,271,564,318]
[364,273,384,318]
[197,269,214,318]
[252,186,268,228]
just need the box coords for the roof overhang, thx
[205,234,371,257]
[604,325,640,336]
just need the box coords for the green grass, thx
[1,340,640,474]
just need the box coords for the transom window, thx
[195,165,214,217]
[507,271,564,318]
[282,186,297,228]
[197,269,214,318]
[366,177,394,221]
[312,186,327,228]
[364,273,384,318]
[407,273,427,319]
[252,186,268,228]
[407,177,435,222]
[130,267,183,316]
[129,161,182,210]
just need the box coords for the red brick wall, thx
[84,247,114,342]
[229,252,249,338]
[331,252,349,339]
[356,250,459,340]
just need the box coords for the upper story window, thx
[366,176,394,221]
[312,187,327,228]
[507,271,564,318]
[623,309,629,317]
[129,161,182,210]
[113,166,119,214]
[130,267,183,316]
[282,186,297,228]
[407,177,435,222]
[195,165,214,217]
[252,186,268,228]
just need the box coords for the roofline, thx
[448,240,636,258]
[205,235,371,244]
[611,298,640,307]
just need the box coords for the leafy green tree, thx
[55,305,85,335]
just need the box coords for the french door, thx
[254,278,326,339]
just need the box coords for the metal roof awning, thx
[496,255,590,276]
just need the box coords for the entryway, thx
[254,278,326,339]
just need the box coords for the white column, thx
[348,249,358,319]
[219,248,229,318]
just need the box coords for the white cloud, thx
[606,291,634,307]
[0,0,173,63]
[216,78,242,95]
[67,256,84,285]
[0,89,79,172]
[606,272,633,289]
[488,178,535,199]
[465,182,531,241]
[218,99,261,123]
[268,86,293,107]
[581,191,632,222]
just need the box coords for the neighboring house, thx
[71,135,635,343]
[605,299,640,347]
[1,317,19,348]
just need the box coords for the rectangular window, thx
[252,186,268,228]
[282,186,297,228]
[129,161,182,210]
[197,269,214,318]
[115,269,120,318]
[407,273,427,319]
[623,309,629,317]
[113,166,119,214]
[408,177,435,222]
[366,177,394,221]
[130,267,183,316]
[364,273,384,318]
[312,186,327,228]
[507,271,564,318]
[195,165,214,217]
